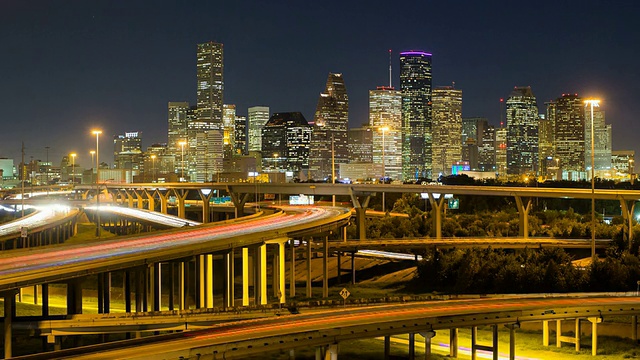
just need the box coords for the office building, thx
[585,106,612,172]
[432,86,462,176]
[235,115,247,156]
[348,126,373,164]
[506,86,538,176]
[113,132,143,171]
[369,86,402,180]
[223,104,236,159]
[248,106,270,152]
[309,73,349,180]
[261,112,311,174]
[478,125,496,172]
[400,51,432,180]
[495,127,507,178]
[550,94,585,174]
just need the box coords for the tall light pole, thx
[380,126,389,212]
[179,141,187,182]
[584,99,600,258]
[92,129,102,238]
[70,153,76,184]
[90,150,95,167]
[150,154,156,183]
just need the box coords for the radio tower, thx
[388,49,392,88]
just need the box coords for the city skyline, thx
[1,1,639,167]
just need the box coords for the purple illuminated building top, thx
[400,51,432,56]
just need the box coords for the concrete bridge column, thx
[260,244,268,305]
[179,261,186,310]
[620,199,636,250]
[323,236,329,298]
[421,330,436,360]
[290,242,296,298]
[157,191,169,214]
[589,316,602,356]
[471,326,498,360]
[198,189,214,223]
[350,193,370,241]
[384,335,390,359]
[144,189,156,211]
[124,271,131,313]
[449,328,458,358]
[122,189,135,208]
[66,278,83,315]
[514,196,532,238]
[271,242,286,304]
[229,191,250,218]
[307,238,313,298]
[632,315,638,341]
[3,291,16,359]
[41,284,49,317]
[408,333,415,359]
[134,190,145,209]
[504,323,519,360]
[150,263,161,311]
[173,189,189,220]
[242,247,250,306]
[224,249,235,309]
[427,194,446,240]
[324,343,338,360]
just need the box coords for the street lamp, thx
[379,126,389,212]
[178,141,187,182]
[90,150,95,166]
[70,153,76,184]
[150,154,157,183]
[92,129,102,237]
[584,99,600,258]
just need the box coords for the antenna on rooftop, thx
[388,49,392,88]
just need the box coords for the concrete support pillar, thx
[620,199,636,250]
[198,189,213,223]
[575,318,581,352]
[589,316,602,356]
[206,254,214,308]
[492,325,499,360]
[324,344,338,360]
[543,320,549,346]
[229,191,250,218]
[351,251,356,284]
[198,255,205,309]
[632,315,638,342]
[556,320,562,348]
[350,192,370,241]
[278,242,286,304]
[157,191,169,214]
[224,249,235,309]
[306,238,312,298]
[336,251,341,284]
[514,195,532,238]
[504,323,519,360]
[242,247,250,306]
[449,328,458,358]
[422,330,436,360]
[135,190,145,209]
[66,278,83,315]
[124,271,131,313]
[384,335,390,360]
[471,327,478,360]
[151,263,161,311]
[409,333,416,360]
[41,284,49,317]
[179,261,186,310]
[168,263,175,311]
[427,194,446,240]
[315,347,322,360]
[258,244,267,305]
[323,236,329,298]
[290,242,296,298]
[173,189,189,220]
[144,189,156,211]
[103,272,111,313]
[3,291,15,359]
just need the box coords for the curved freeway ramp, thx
[0,206,351,292]
[85,205,202,228]
[0,205,79,243]
[16,295,640,360]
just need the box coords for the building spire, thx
[388,49,392,88]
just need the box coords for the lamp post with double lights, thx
[179,141,187,182]
[92,129,102,237]
[584,99,600,258]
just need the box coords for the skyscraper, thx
[369,86,402,180]
[223,104,236,159]
[538,114,555,178]
[194,41,224,182]
[348,126,373,164]
[234,115,247,156]
[551,94,585,174]
[432,86,462,176]
[248,106,270,152]
[585,105,612,172]
[261,112,311,174]
[309,73,349,180]
[478,125,496,172]
[167,101,190,165]
[495,127,507,178]
[400,51,432,180]
[113,132,143,171]
[506,86,538,176]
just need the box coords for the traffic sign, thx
[339,288,350,300]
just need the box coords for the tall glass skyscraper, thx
[432,86,462,176]
[309,73,349,180]
[400,51,432,180]
[506,86,538,176]
[551,94,585,174]
[248,106,270,153]
[369,86,402,180]
[261,112,311,174]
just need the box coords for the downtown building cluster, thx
[46,42,633,186]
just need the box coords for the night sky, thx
[2,0,638,168]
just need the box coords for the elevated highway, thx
[14,295,640,359]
